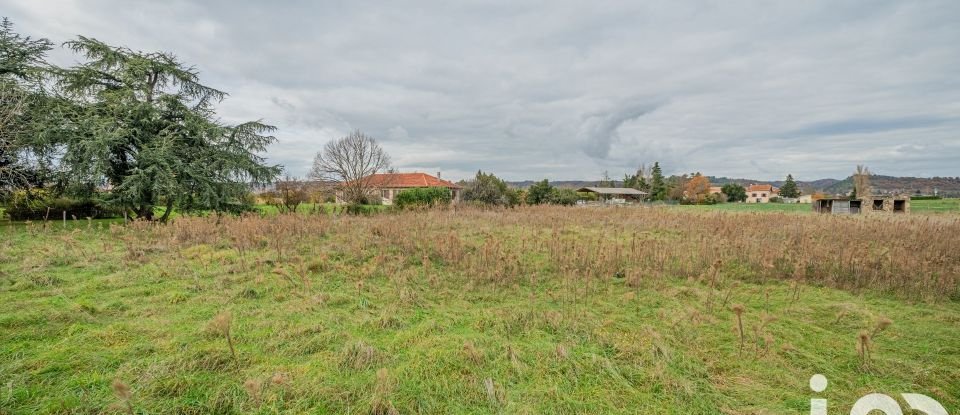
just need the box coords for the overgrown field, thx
[1,207,959,414]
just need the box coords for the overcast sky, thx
[5,1,959,181]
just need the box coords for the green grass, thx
[910,198,960,213]
[0,210,958,414]
[0,203,389,227]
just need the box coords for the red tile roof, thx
[747,184,776,193]
[359,173,462,189]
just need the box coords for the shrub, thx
[549,188,579,206]
[4,189,121,220]
[721,184,747,202]
[393,187,452,209]
[264,179,309,213]
[525,180,553,205]
[461,170,518,206]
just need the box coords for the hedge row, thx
[394,187,452,209]
[3,190,121,220]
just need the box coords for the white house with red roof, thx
[335,172,462,205]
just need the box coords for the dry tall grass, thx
[117,205,959,301]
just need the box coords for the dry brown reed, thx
[243,378,263,404]
[111,379,134,415]
[210,311,237,363]
[370,368,399,415]
[872,316,893,337]
[857,330,872,365]
[98,205,959,301]
[732,304,746,356]
[462,341,483,364]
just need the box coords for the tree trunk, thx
[136,204,154,221]
[158,199,174,223]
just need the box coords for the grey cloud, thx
[788,117,954,137]
[579,101,663,159]
[4,0,960,181]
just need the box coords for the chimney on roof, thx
[437,171,441,180]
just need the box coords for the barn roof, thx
[577,187,648,195]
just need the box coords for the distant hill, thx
[509,175,960,196]
[818,175,960,197]
[506,180,598,189]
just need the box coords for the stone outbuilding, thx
[813,195,910,214]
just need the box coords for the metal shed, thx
[577,187,648,203]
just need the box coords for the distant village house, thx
[746,184,779,203]
[335,172,462,205]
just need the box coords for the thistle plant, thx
[243,378,262,405]
[732,304,746,356]
[211,311,237,362]
[857,330,872,365]
[872,317,893,337]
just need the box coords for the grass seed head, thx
[211,311,232,336]
[111,379,131,401]
[874,317,893,334]
[244,378,262,401]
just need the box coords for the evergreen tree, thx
[0,19,54,197]
[48,37,280,221]
[623,168,649,193]
[0,18,53,81]
[650,162,666,201]
[779,174,800,198]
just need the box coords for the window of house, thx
[381,190,390,199]
[761,193,767,197]
[872,200,884,210]
[752,193,758,197]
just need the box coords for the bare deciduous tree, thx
[264,176,310,213]
[854,165,871,198]
[310,130,391,204]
